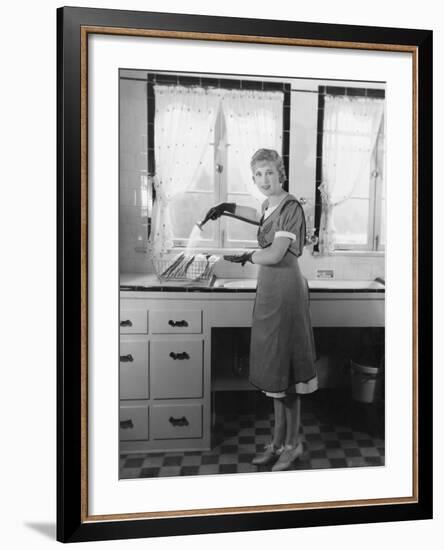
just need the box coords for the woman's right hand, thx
[223,252,254,266]
[204,202,236,221]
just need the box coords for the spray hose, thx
[197,211,260,230]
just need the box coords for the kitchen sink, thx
[214,278,384,291]
[308,279,384,290]
[222,279,257,289]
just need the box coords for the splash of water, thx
[184,225,204,256]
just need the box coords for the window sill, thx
[132,246,257,255]
[324,250,385,258]
[170,246,257,255]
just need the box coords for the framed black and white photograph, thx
[57,6,433,543]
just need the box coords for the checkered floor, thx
[120,391,385,479]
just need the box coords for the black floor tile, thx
[181,466,199,476]
[140,467,160,477]
[357,439,374,447]
[221,445,237,454]
[325,440,341,449]
[163,455,182,467]
[238,453,254,463]
[330,458,348,468]
[124,458,144,468]
[201,455,219,465]
[344,448,362,458]
[219,464,237,474]
[305,433,322,441]
[366,457,384,466]
[337,431,354,440]
[311,450,327,459]
[255,427,271,435]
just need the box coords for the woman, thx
[205,148,317,471]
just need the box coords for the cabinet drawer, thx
[150,310,202,334]
[150,341,203,399]
[151,403,202,440]
[119,340,149,400]
[120,309,148,334]
[119,404,149,441]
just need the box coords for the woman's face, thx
[252,160,281,197]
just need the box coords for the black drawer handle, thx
[168,416,189,427]
[169,351,190,360]
[120,419,134,429]
[120,354,134,362]
[168,320,189,327]
[120,319,133,327]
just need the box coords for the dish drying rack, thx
[153,253,218,284]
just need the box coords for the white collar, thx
[263,203,279,219]
[264,194,288,218]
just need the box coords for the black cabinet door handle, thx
[169,351,190,360]
[120,319,133,327]
[120,354,134,362]
[120,419,134,429]
[168,320,189,327]
[168,416,189,427]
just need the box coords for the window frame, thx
[146,71,291,251]
[313,85,386,255]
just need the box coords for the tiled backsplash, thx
[119,246,385,281]
[298,250,385,281]
[212,251,385,281]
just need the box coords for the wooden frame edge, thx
[82,25,419,53]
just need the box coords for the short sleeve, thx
[274,200,306,255]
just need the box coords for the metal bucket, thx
[350,360,381,403]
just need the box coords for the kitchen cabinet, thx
[120,298,215,453]
[120,403,149,441]
[119,339,149,400]
[120,285,384,453]
[150,340,204,399]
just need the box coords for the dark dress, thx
[249,194,318,395]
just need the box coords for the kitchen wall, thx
[119,72,385,281]
[119,77,151,273]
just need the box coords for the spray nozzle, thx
[196,214,212,231]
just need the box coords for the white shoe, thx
[252,443,283,466]
[271,442,304,471]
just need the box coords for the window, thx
[147,73,290,255]
[169,105,265,250]
[314,87,386,254]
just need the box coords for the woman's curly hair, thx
[250,148,287,184]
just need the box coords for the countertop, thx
[120,273,385,293]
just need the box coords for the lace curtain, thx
[149,85,220,256]
[318,95,384,254]
[150,85,284,255]
[222,90,284,201]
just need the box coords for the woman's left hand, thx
[223,252,254,266]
